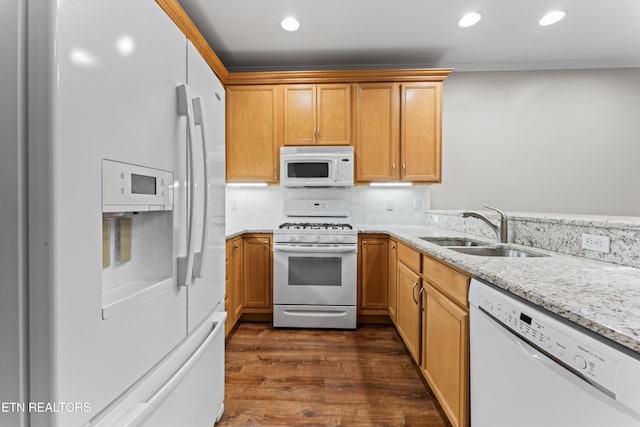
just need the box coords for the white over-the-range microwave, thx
[280,146,354,187]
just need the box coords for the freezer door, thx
[184,41,226,333]
[28,1,189,425]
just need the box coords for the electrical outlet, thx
[386,199,394,211]
[230,199,238,211]
[414,199,423,210]
[581,233,610,253]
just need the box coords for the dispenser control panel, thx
[102,160,173,213]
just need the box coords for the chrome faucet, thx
[461,205,509,243]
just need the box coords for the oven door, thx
[273,243,356,306]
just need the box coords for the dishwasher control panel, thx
[476,285,619,397]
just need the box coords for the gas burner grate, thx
[278,222,353,230]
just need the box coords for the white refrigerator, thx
[1,1,226,426]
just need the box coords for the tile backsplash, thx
[427,210,640,269]
[226,186,431,228]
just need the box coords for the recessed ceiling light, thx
[281,16,300,32]
[458,12,482,28]
[539,10,566,26]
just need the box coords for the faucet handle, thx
[483,204,507,220]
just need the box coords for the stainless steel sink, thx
[448,247,545,257]
[420,237,484,247]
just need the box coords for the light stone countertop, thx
[226,225,640,355]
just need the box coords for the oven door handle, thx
[273,244,357,254]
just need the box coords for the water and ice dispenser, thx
[101,160,174,319]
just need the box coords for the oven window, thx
[287,162,329,178]
[289,257,341,286]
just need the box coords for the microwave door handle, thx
[191,97,209,279]
[176,84,197,286]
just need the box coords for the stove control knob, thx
[314,236,320,242]
[288,235,295,242]
[336,236,344,243]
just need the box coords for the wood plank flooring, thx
[218,323,452,426]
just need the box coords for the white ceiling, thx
[177,0,640,72]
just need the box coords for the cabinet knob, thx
[264,240,269,245]
[391,245,396,249]
[363,240,367,245]
[234,244,239,249]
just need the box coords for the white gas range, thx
[273,200,357,329]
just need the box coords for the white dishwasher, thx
[469,278,640,427]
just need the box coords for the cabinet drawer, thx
[397,242,421,273]
[422,255,470,308]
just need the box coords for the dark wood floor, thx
[218,322,452,426]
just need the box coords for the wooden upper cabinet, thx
[226,85,280,183]
[400,82,442,182]
[283,85,316,145]
[355,83,399,181]
[283,84,352,146]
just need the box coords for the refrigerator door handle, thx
[176,84,198,286]
[191,97,208,279]
[110,312,227,427]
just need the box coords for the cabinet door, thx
[396,262,421,362]
[359,236,389,312]
[283,85,316,145]
[317,84,352,145]
[231,237,244,321]
[225,240,233,336]
[242,234,272,311]
[355,83,399,181]
[422,283,469,427]
[388,240,398,323]
[226,86,280,182]
[400,82,442,182]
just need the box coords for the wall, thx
[226,186,430,229]
[430,68,640,216]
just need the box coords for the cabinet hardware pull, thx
[317,128,320,143]
[411,280,420,304]
[264,240,268,245]
[391,245,396,249]
[402,163,406,177]
[363,241,367,245]
[273,164,277,180]
[234,244,239,249]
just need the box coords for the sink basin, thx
[420,237,484,247]
[448,247,545,257]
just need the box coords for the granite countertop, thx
[361,225,640,355]
[227,225,640,354]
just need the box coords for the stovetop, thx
[278,222,353,231]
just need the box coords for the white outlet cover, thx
[581,233,610,253]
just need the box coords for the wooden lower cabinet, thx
[421,258,471,427]
[226,236,244,337]
[242,234,272,313]
[358,235,389,314]
[396,262,422,362]
[422,283,469,427]
[388,239,398,323]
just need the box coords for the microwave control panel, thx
[102,159,173,213]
